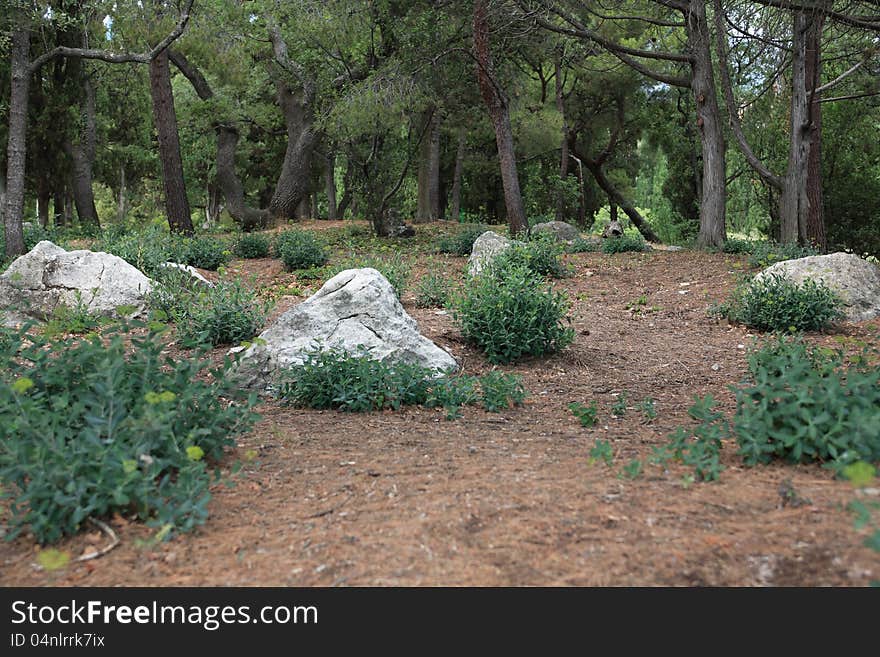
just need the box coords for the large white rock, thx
[755,252,880,322]
[467,231,515,276]
[0,240,154,323]
[234,268,457,389]
[159,262,214,287]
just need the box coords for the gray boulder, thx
[531,221,580,243]
[755,252,880,322]
[0,240,154,324]
[234,268,457,390]
[467,231,515,276]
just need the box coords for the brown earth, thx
[2,221,878,587]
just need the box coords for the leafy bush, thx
[41,291,103,338]
[0,325,260,543]
[276,230,328,271]
[435,225,490,256]
[602,234,647,254]
[568,237,601,253]
[97,225,175,276]
[151,272,269,346]
[178,236,231,271]
[278,347,526,418]
[721,238,755,254]
[746,241,820,268]
[494,236,570,278]
[233,233,271,259]
[23,224,65,251]
[415,274,451,308]
[570,401,598,427]
[652,395,728,482]
[452,263,573,364]
[734,336,880,468]
[719,273,843,332]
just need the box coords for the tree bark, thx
[216,125,269,230]
[581,156,661,243]
[473,0,528,236]
[3,25,30,257]
[688,1,727,249]
[37,177,50,229]
[64,63,101,229]
[554,49,571,223]
[804,11,827,250]
[324,152,338,220]
[779,11,811,245]
[449,130,466,223]
[149,48,193,235]
[117,164,128,222]
[416,108,441,222]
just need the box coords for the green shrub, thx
[652,395,728,482]
[570,401,598,427]
[568,237,601,253]
[436,225,490,256]
[746,241,820,268]
[720,273,843,332]
[332,252,412,298]
[415,274,451,308]
[494,236,570,278]
[721,238,755,254]
[178,236,231,271]
[41,291,103,338]
[234,233,271,259]
[278,347,526,418]
[602,234,647,254]
[23,224,65,251]
[452,263,573,364]
[276,230,328,270]
[0,325,260,543]
[97,225,175,276]
[734,336,880,468]
[150,272,269,347]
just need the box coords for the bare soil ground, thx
[2,221,878,586]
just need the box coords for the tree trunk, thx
[117,164,128,222]
[268,81,318,224]
[449,130,466,222]
[324,152,338,220]
[473,0,528,236]
[779,11,810,245]
[149,48,194,235]
[215,125,269,230]
[688,1,727,249]
[416,108,441,222]
[554,50,570,223]
[64,68,101,229]
[37,177,50,228]
[804,12,827,251]
[337,160,353,219]
[3,25,30,258]
[205,181,223,227]
[583,158,660,243]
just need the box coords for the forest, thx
[1,1,879,588]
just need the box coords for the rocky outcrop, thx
[0,241,154,325]
[467,231,514,276]
[531,221,580,243]
[234,268,457,389]
[756,252,880,322]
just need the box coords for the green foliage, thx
[0,325,260,544]
[745,241,820,269]
[602,234,647,254]
[639,397,657,420]
[23,224,66,251]
[619,459,643,480]
[334,252,412,298]
[478,371,526,412]
[719,273,843,332]
[653,395,728,482]
[611,392,628,417]
[733,336,880,468]
[414,274,451,308]
[233,233,271,259]
[96,225,176,277]
[276,230,329,271]
[178,236,231,271]
[150,272,269,347]
[568,237,601,253]
[41,291,104,338]
[435,225,491,256]
[721,238,755,254]
[588,439,614,466]
[569,401,598,427]
[495,236,570,279]
[277,347,526,418]
[451,262,574,364]
[845,462,880,582]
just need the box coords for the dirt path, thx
[2,236,878,586]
